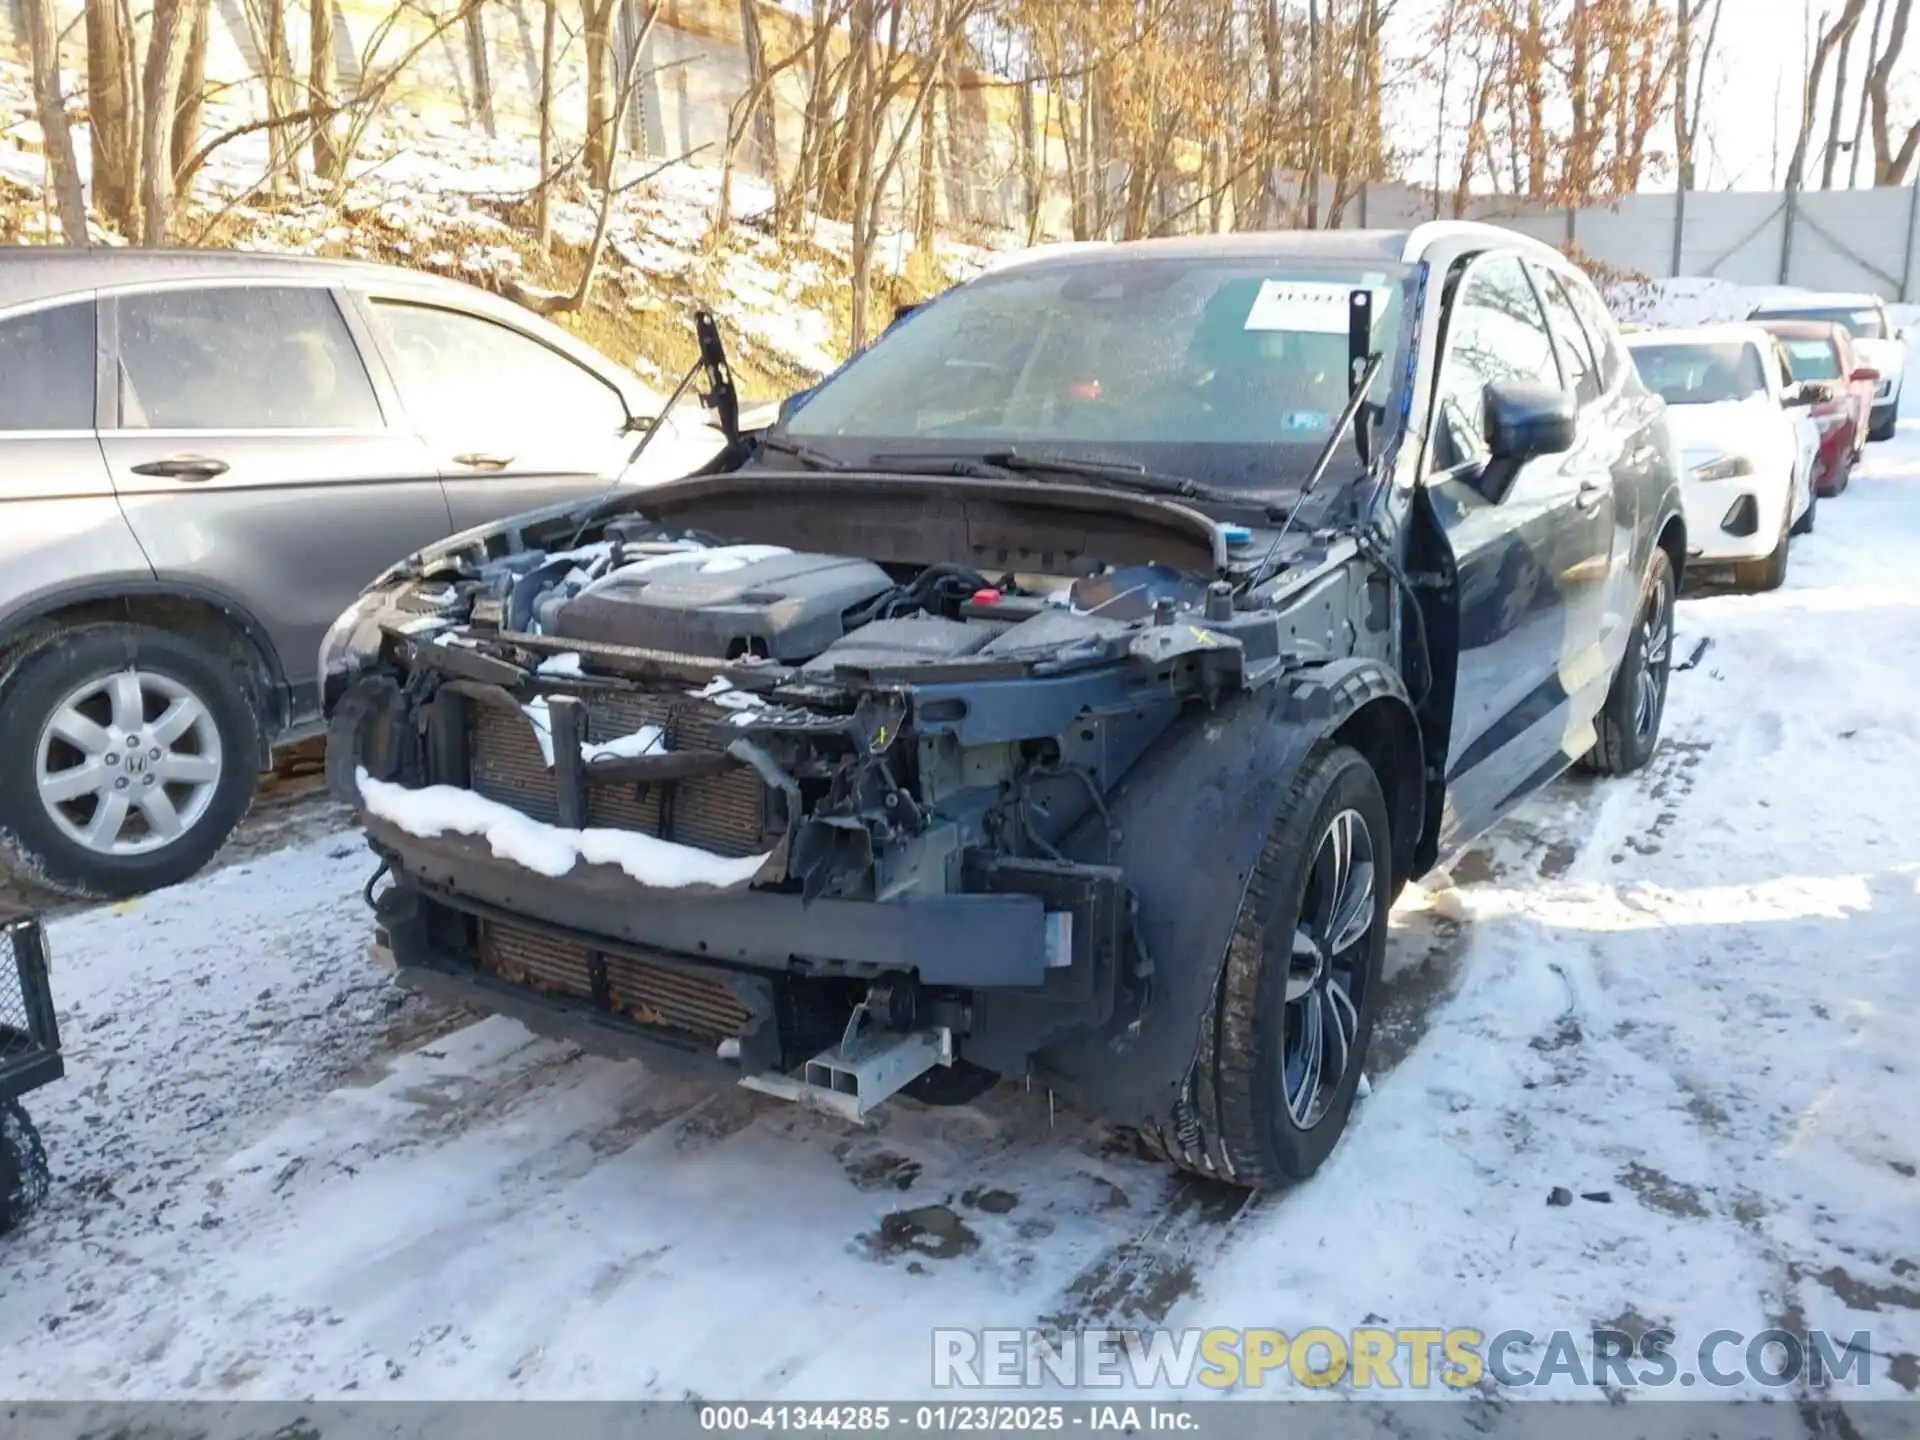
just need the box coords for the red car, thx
[1755,319,1880,494]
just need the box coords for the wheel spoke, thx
[1286,929,1322,1001]
[150,695,207,747]
[107,671,146,733]
[84,791,132,849]
[48,707,111,757]
[1287,992,1323,1127]
[135,787,185,840]
[1326,860,1377,955]
[155,752,220,786]
[39,763,108,805]
[1321,981,1351,1095]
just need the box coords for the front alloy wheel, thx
[1282,808,1374,1130]
[1156,743,1391,1189]
[0,624,259,898]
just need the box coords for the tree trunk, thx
[584,0,618,189]
[844,0,883,348]
[465,3,496,136]
[310,0,342,182]
[1867,0,1919,184]
[23,0,90,243]
[140,0,207,245]
[1786,0,1867,192]
[1822,2,1859,186]
[171,0,209,193]
[85,0,136,231]
[535,0,558,249]
[1848,0,1889,185]
[1522,0,1549,197]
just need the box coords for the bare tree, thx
[311,0,345,182]
[1847,0,1889,184]
[140,0,211,245]
[534,0,560,251]
[22,0,90,242]
[1786,0,1868,192]
[1867,0,1920,183]
[85,0,138,230]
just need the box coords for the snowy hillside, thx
[0,56,1011,396]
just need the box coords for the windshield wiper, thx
[865,448,1280,516]
[757,434,850,471]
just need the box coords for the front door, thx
[353,296,637,529]
[1423,253,1616,855]
[99,283,453,714]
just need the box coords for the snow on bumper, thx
[354,778,1063,989]
[357,769,772,891]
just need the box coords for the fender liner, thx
[1037,658,1423,1136]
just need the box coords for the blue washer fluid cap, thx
[1221,524,1254,546]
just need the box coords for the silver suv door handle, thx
[1575,478,1608,511]
[453,452,514,471]
[129,455,229,481]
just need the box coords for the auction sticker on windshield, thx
[1244,280,1391,333]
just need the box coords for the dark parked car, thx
[0,250,754,900]
[324,222,1685,1189]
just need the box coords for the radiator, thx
[478,918,755,1043]
[467,689,768,858]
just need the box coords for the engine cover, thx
[553,547,894,661]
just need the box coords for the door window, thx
[116,286,383,431]
[1534,269,1603,408]
[1560,274,1630,391]
[1430,255,1562,470]
[0,301,96,432]
[368,302,629,444]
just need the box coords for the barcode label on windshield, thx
[1245,281,1389,334]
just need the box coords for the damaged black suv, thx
[323,223,1684,1189]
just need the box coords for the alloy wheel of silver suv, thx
[0,624,259,899]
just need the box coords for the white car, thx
[1626,325,1819,591]
[1748,292,1908,442]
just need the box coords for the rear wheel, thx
[0,624,260,899]
[1157,744,1389,1190]
[1582,548,1674,777]
[1869,402,1898,443]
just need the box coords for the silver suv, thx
[0,249,742,899]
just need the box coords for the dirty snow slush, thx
[2,435,1917,1412]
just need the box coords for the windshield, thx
[1752,305,1887,341]
[1631,342,1768,405]
[1778,337,1842,382]
[777,255,1413,494]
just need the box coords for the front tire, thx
[1160,744,1390,1190]
[1582,548,1675,777]
[1869,401,1898,443]
[1733,503,1791,592]
[0,624,260,899]
[1792,482,1818,536]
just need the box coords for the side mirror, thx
[1783,385,1818,409]
[1851,366,1881,385]
[1476,380,1575,503]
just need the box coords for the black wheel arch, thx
[0,577,290,766]
[1037,660,1425,1135]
